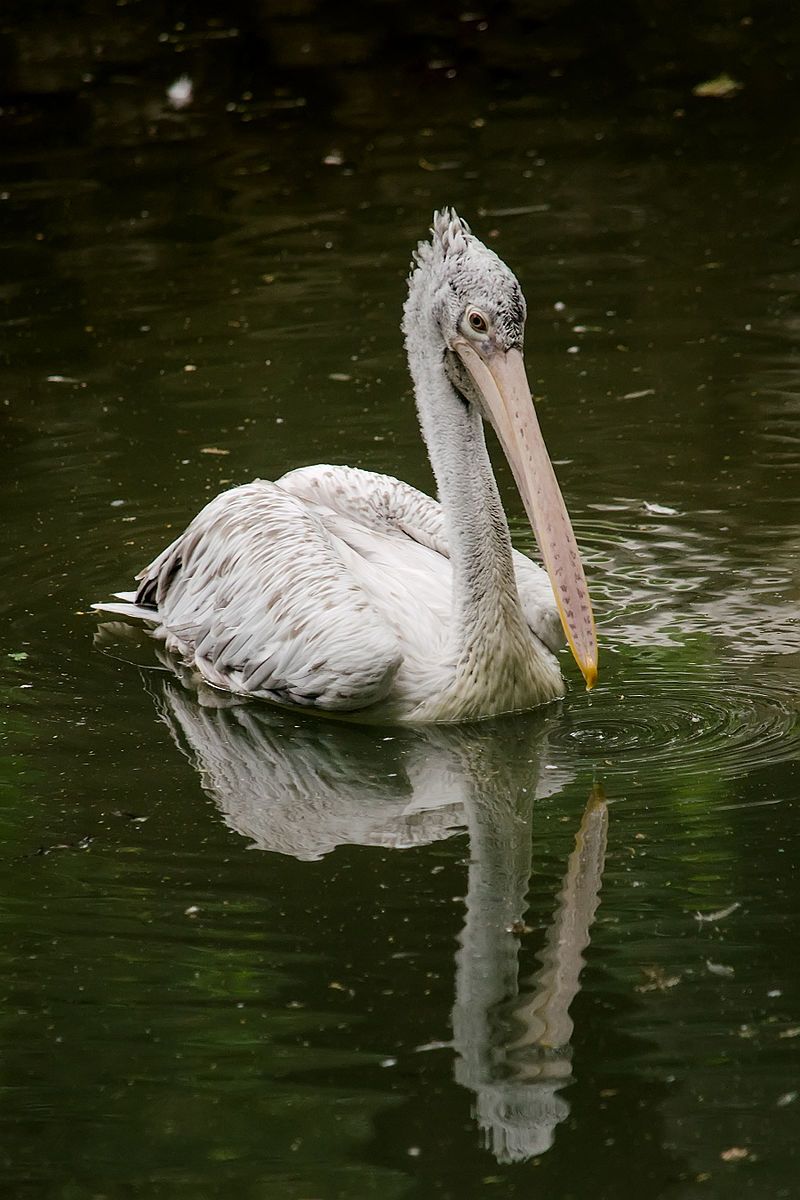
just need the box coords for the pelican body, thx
[97,211,597,723]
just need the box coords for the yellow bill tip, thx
[582,660,599,691]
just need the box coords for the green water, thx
[2,4,800,1197]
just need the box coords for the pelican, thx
[96,209,597,723]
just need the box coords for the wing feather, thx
[279,464,563,652]
[133,481,402,711]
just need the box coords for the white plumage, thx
[96,210,597,723]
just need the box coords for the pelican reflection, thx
[113,634,607,1162]
[454,783,607,1162]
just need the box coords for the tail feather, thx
[91,600,160,624]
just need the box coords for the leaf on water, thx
[418,158,461,172]
[720,1146,749,1162]
[693,73,743,99]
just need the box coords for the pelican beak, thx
[452,340,598,689]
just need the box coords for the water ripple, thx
[555,670,800,779]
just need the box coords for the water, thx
[2,5,800,1197]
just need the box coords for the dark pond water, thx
[2,4,799,1197]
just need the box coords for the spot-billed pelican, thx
[96,209,597,722]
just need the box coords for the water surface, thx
[2,5,800,1197]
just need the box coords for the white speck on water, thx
[706,960,735,978]
[777,1091,797,1107]
[567,345,579,354]
[768,989,782,998]
[167,75,194,110]
[643,501,679,516]
[695,901,740,923]
[554,301,566,312]
[110,499,125,507]
[380,1057,397,1068]
[407,1146,421,1158]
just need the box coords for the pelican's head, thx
[404,209,598,690]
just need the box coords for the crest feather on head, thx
[410,207,472,276]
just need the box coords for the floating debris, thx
[695,901,740,923]
[33,835,93,857]
[706,959,735,978]
[478,204,549,218]
[419,158,461,172]
[200,447,230,456]
[167,75,194,110]
[777,1091,798,1107]
[643,501,679,516]
[720,1146,749,1162]
[636,966,682,993]
[693,74,742,99]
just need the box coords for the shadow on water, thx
[111,628,609,1166]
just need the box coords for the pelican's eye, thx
[467,309,489,334]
